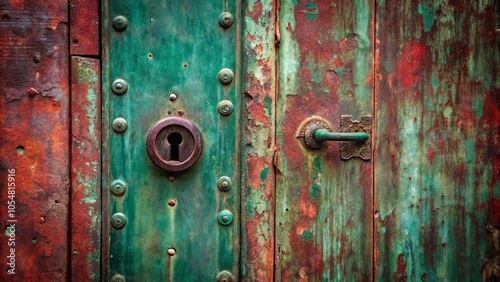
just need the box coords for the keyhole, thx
[168,132,183,161]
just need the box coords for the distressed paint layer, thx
[276,0,374,280]
[103,1,241,280]
[241,0,276,280]
[70,0,99,55]
[0,0,69,280]
[375,1,500,280]
[71,56,101,281]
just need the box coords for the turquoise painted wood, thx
[102,1,241,280]
[375,1,500,280]
[276,0,374,280]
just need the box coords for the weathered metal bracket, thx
[340,115,372,160]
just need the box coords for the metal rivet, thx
[218,68,234,85]
[216,271,235,282]
[111,213,127,229]
[218,210,233,226]
[218,12,234,29]
[110,274,126,282]
[112,118,128,133]
[218,100,234,116]
[169,93,178,102]
[486,224,496,233]
[167,248,176,256]
[110,179,127,196]
[112,79,128,95]
[217,176,232,191]
[112,16,128,32]
[168,199,176,207]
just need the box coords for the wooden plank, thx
[71,56,101,281]
[0,1,69,280]
[241,0,277,280]
[276,0,374,280]
[374,1,500,280]
[70,0,99,55]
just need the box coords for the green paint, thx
[301,229,313,240]
[431,72,439,91]
[105,1,240,279]
[418,3,435,32]
[260,167,269,181]
[263,96,272,117]
[305,2,318,21]
[475,99,483,118]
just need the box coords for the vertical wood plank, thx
[71,56,101,281]
[276,0,374,280]
[70,0,99,56]
[241,0,277,280]
[375,1,500,280]
[0,1,69,280]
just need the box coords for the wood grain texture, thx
[70,0,99,55]
[0,0,69,280]
[71,56,101,281]
[374,1,500,280]
[276,0,374,280]
[240,0,277,281]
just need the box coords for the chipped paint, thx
[375,0,500,280]
[71,56,101,281]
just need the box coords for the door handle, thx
[310,126,369,142]
[300,115,372,160]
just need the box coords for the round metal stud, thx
[218,210,233,226]
[167,199,176,207]
[218,100,234,116]
[216,270,235,282]
[112,118,128,133]
[217,176,232,191]
[111,213,127,229]
[218,68,234,85]
[112,16,128,32]
[112,79,128,95]
[167,248,176,256]
[218,12,234,29]
[110,179,127,196]
[110,274,126,282]
[169,93,178,102]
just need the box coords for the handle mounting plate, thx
[340,115,372,160]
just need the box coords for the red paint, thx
[71,57,101,281]
[394,41,431,92]
[488,199,500,225]
[427,149,435,165]
[393,254,408,281]
[70,0,99,55]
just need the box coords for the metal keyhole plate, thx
[146,117,203,172]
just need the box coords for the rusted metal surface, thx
[241,0,277,280]
[71,56,101,281]
[276,0,374,280]
[374,1,500,280]
[0,0,69,280]
[70,0,99,56]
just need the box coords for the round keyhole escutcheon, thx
[146,117,203,173]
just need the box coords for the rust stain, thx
[70,56,101,281]
[0,1,69,280]
[70,0,99,55]
[394,254,407,281]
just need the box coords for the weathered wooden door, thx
[102,0,499,281]
[103,1,241,281]
[274,0,499,281]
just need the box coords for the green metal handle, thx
[314,128,368,142]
